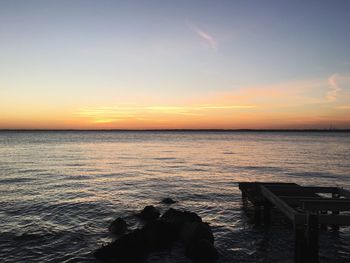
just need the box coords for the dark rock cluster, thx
[94,203,218,263]
[108,217,127,235]
[136,205,160,221]
[161,197,177,204]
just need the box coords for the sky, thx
[0,0,350,129]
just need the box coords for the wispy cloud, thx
[72,73,350,127]
[75,104,256,123]
[326,73,341,102]
[195,105,256,109]
[189,23,217,50]
[335,105,350,110]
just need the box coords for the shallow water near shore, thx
[1,131,350,262]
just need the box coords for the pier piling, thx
[238,182,350,263]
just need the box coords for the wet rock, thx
[184,221,214,245]
[186,238,219,263]
[109,217,127,235]
[136,205,160,221]
[143,220,177,250]
[95,221,176,263]
[95,207,218,263]
[161,208,202,230]
[161,197,177,204]
[180,220,217,261]
[94,229,148,263]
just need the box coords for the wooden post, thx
[331,192,340,230]
[306,213,319,262]
[332,192,340,199]
[331,210,340,230]
[294,223,307,263]
[241,191,248,207]
[320,211,328,230]
[264,198,272,226]
[254,206,262,224]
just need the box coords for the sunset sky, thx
[1,0,350,129]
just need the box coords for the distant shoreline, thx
[0,129,350,132]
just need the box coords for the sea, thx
[0,131,349,262]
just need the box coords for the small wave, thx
[195,163,211,167]
[17,169,43,174]
[165,165,186,169]
[66,163,86,167]
[13,233,43,241]
[237,165,285,173]
[184,168,208,172]
[152,157,179,161]
[286,171,335,179]
[0,177,35,184]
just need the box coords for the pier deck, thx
[238,182,350,263]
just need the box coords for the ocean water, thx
[0,131,350,263]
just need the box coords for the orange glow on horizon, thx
[1,75,349,130]
[1,103,349,130]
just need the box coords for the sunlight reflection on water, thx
[0,131,350,262]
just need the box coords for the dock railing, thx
[238,182,350,263]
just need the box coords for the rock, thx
[186,238,219,263]
[180,221,214,247]
[180,221,198,245]
[94,207,218,263]
[191,222,214,244]
[161,208,202,230]
[161,197,177,204]
[94,229,148,263]
[143,220,177,250]
[109,217,127,235]
[94,220,177,262]
[136,205,160,221]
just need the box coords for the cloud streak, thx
[190,24,217,50]
[69,73,350,128]
[326,73,341,102]
[76,104,256,123]
[335,105,350,110]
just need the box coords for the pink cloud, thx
[189,23,217,50]
[326,73,341,102]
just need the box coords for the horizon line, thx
[1,128,350,132]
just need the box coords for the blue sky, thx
[0,0,350,128]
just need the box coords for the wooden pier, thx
[238,182,350,263]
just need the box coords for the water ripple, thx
[1,131,350,262]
